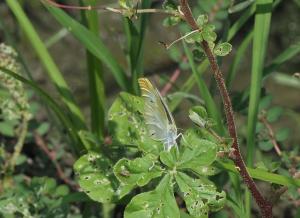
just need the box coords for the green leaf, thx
[191,166,220,176]
[162,0,177,10]
[159,147,179,168]
[55,185,70,197]
[201,26,217,42]
[258,140,273,152]
[267,106,283,122]
[74,152,122,203]
[113,154,163,187]
[196,14,209,27]
[108,92,162,155]
[178,130,217,169]
[189,106,209,128]
[124,174,180,218]
[185,32,203,44]
[162,16,181,27]
[175,172,226,217]
[275,128,290,142]
[0,121,15,137]
[213,42,232,56]
[36,122,50,136]
[258,95,273,111]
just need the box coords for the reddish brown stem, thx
[34,133,78,190]
[260,116,282,156]
[161,68,181,96]
[179,1,272,217]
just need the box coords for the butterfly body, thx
[138,78,179,151]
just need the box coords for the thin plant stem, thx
[43,0,180,16]
[179,0,272,217]
[259,115,282,156]
[8,118,29,172]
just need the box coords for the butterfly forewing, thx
[138,78,170,140]
[138,78,178,150]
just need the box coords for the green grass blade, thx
[80,0,106,140]
[45,4,129,91]
[227,0,281,41]
[0,67,84,154]
[246,0,273,216]
[226,31,253,88]
[6,0,86,131]
[183,42,224,134]
[218,161,300,187]
[124,0,151,94]
[227,4,256,41]
[45,28,69,48]
[264,41,300,77]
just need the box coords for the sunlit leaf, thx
[175,172,226,216]
[114,154,163,187]
[178,130,217,169]
[213,42,232,56]
[74,152,128,202]
[196,14,209,27]
[124,174,180,218]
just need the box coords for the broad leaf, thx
[178,130,217,169]
[159,147,179,168]
[74,152,131,202]
[175,172,226,217]
[124,174,180,218]
[114,154,163,187]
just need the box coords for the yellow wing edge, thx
[138,78,155,94]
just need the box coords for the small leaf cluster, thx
[0,177,71,217]
[184,14,232,57]
[74,92,226,217]
[118,0,140,18]
[0,43,32,121]
[162,0,181,27]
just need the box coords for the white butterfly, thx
[138,78,181,151]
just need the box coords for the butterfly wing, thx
[138,78,170,141]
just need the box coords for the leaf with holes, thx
[178,129,217,169]
[108,92,162,155]
[175,172,226,217]
[74,152,131,202]
[213,42,232,56]
[114,154,163,187]
[124,174,180,218]
[196,14,209,27]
